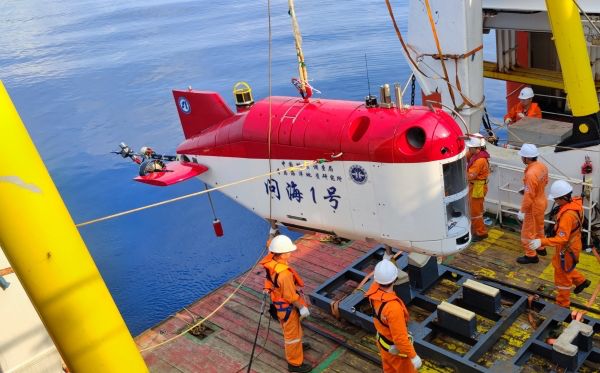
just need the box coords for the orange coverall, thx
[261,254,307,366]
[467,151,490,236]
[540,197,587,307]
[521,161,548,257]
[504,102,542,124]
[365,282,417,373]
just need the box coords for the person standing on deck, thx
[516,144,549,264]
[365,260,422,373]
[261,234,312,373]
[466,134,490,242]
[504,87,542,125]
[529,180,591,307]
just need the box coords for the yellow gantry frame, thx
[546,0,600,117]
[0,81,149,372]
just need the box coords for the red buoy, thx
[213,219,224,237]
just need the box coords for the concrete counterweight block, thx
[406,252,438,290]
[437,301,477,338]
[462,279,501,313]
[552,320,594,371]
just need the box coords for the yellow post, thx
[546,0,599,117]
[0,81,149,372]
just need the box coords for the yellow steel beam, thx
[483,62,566,90]
[546,0,599,116]
[0,80,149,373]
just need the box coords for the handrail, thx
[488,162,596,245]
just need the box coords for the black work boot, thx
[302,342,311,351]
[472,233,488,242]
[574,279,591,294]
[536,248,547,256]
[517,255,539,264]
[288,362,312,372]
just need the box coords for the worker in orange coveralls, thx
[365,259,422,372]
[504,87,542,125]
[261,234,312,373]
[529,180,591,307]
[466,134,491,242]
[516,143,549,264]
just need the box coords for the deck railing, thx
[486,161,597,245]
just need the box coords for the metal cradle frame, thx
[309,245,600,373]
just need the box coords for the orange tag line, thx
[571,247,600,320]
[0,267,13,276]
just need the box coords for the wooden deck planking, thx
[136,228,600,372]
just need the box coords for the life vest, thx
[467,151,490,199]
[552,205,583,273]
[365,283,412,355]
[260,253,307,322]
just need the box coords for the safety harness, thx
[261,254,306,322]
[554,210,582,273]
[367,288,413,356]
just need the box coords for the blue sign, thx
[349,165,367,185]
[178,97,191,114]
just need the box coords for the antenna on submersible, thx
[364,54,377,108]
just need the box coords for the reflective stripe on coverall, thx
[521,161,548,257]
[540,197,587,308]
[468,153,490,236]
[365,282,417,373]
[504,102,542,124]
[260,254,307,366]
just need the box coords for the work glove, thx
[504,118,512,125]
[299,306,310,320]
[518,113,525,118]
[411,355,423,370]
[383,252,394,261]
[517,211,525,221]
[518,187,525,195]
[269,226,279,235]
[529,239,542,250]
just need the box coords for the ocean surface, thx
[0,0,506,336]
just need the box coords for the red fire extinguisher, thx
[205,183,224,237]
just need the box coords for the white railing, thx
[486,161,597,245]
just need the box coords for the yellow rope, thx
[288,0,308,92]
[76,162,317,227]
[139,244,268,353]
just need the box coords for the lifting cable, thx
[422,0,457,109]
[243,0,275,371]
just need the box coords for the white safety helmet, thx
[374,259,398,286]
[269,235,297,254]
[465,134,486,148]
[518,87,534,100]
[548,180,573,199]
[517,143,539,158]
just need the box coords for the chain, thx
[410,75,416,106]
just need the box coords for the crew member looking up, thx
[261,235,312,373]
[516,144,548,264]
[365,259,422,372]
[504,87,542,125]
[466,134,490,242]
[529,180,591,307]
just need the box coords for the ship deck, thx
[135,224,600,373]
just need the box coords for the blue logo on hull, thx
[349,165,367,185]
[178,97,191,114]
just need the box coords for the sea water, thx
[0,0,506,335]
